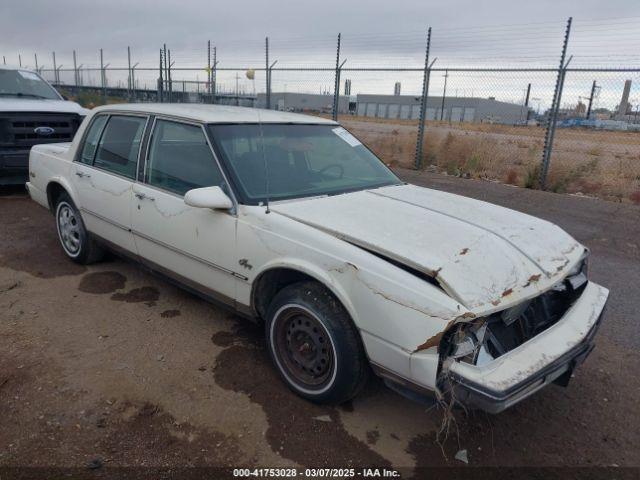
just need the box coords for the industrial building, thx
[256,92,350,114]
[355,94,530,124]
[256,92,528,124]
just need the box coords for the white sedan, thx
[26,104,609,412]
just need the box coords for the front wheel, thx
[55,192,104,264]
[265,281,369,404]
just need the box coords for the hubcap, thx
[274,307,334,388]
[57,204,81,255]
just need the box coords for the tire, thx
[265,281,369,404]
[55,192,104,264]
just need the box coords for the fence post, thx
[332,33,342,121]
[265,37,270,109]
[100,49,106,102]
[207,40,212,103]
[414,27,432,169]
[127,46,132,100]
[539,17,572,189]
[73,50,78,86]
[158,49,164,103]
[52,52,57,84]
[212,46,217,104]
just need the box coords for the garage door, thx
[366,103,377,117]
[387,104,400,119]
[400,104,411,119]
[451,107,464,122]
[463,108,476,122]
[357,102,367,116]
[411,105,421,120]
[426,108,437,120]
[377,104,387,118]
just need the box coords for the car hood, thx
[0,98,88,115]
[271,184,584,311]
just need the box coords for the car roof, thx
[92,103,339,125]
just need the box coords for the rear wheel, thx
[265,281,369,404]
[55,192,104,264]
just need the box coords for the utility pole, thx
[158,49,164,102]
[586,80,597,119]
[332,33,342,121]
[524,82,531,120]
[18,54,22,67]
[34,53,38,72]
[440,69,448,121]
[212,46,217,104]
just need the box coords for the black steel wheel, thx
[266,281,369,404]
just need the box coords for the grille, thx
[1,112,82,148]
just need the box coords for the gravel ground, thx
[1,173,639,478]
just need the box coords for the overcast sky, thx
[2,1,638,107]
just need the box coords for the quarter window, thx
[78,115,108,165]
[146,120,224,196]
[94,115,146,179]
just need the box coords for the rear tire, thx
[55,192,104,265]
[265,281,369,404]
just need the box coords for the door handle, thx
[134,192,155,201]
[75,171,91,178]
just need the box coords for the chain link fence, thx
[5,17,640,203]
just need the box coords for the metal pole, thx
[127,46,132,100]
[332,33,341,121]
[18,54,22,67]
[2,56,5,65]
[524,82,531,120]
[212,47,217,104]
[52,52,57,83]
[265,37,270,109]
[34,53,38,72]
[414,27,432,169]
[163,44,168,95]
[539,17,572,189]
[440,69,448,121]
[158,49,164,102]
[168,49,173,102]
[586,80,596,119]
[207,40,211,102]
[73,50,77,85]
[100,49,106,102]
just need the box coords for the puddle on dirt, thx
[160,309,181,318]
[78,271,126,294]
[212,322,391,468]
[111,286,159,306]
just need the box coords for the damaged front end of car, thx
[437,255,609,413]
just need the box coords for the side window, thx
[78,115,108,164]
[94,115,146,179]
[146,120,224,196]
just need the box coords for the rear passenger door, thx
[131,118,240,305]
[73,113,148,253]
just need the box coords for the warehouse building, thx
[355,94,529,125]
[256,92,350,114]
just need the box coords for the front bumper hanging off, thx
[445,281,609,414]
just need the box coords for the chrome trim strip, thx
[80,207,131,232]
[81,206,248,281]
[131,228,249,281]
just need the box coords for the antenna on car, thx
[256,108,270,214]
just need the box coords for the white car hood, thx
[271,184,584,311]
[0,98,88,115]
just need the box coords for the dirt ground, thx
[1,173,640,478]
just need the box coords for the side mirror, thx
[184,186,233,210]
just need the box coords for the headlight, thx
[568,248,589,277]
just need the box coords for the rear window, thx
[94,116,147,179]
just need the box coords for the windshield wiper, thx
[0,92,50,99]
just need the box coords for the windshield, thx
[208,123,401,204]
[0,69,61,100]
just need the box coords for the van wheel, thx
[55,192,104,264]
[265,281,369,404]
